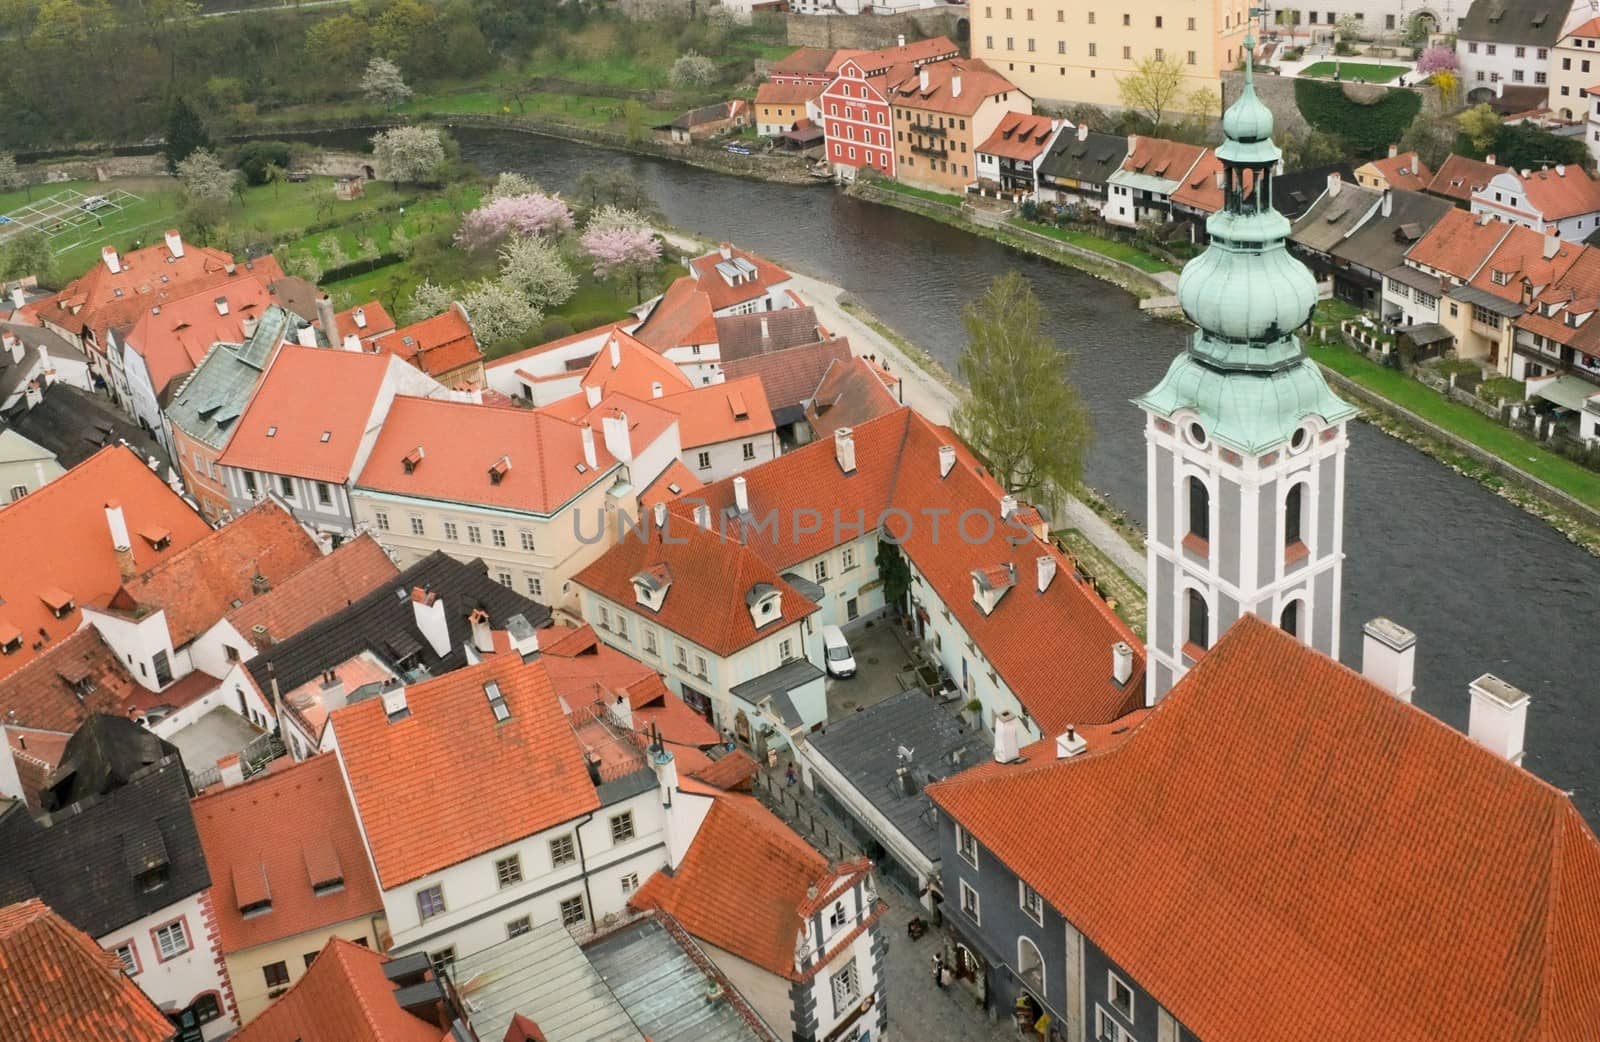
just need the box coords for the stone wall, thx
[16,153,167,185]
[784,7,967,50]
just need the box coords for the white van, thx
[822,625,856,678]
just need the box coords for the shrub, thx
[1293,79,1422,156]
[236,141,291,185]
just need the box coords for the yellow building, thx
[970,0,1251,111]
[1549,16,1600,122]
[888,58,1032,193]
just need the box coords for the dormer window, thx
[403,446,425,474]
[1491,269,1510,286]
[632,565,672,611]
[0,622,21,655]
[489,456,511,485]
[140,526,171,550]
[39,587,74,619]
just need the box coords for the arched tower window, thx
[1186,589,1209,651]
[1281,599,1300,639]
[1187,477,1210,544]
[1285,482,1304,550]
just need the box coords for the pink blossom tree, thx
[1416,46,1459,75]
[580,224,662,303]
[454,192,575,252]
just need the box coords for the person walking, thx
[785,763,798,787]
[932,952,947,989]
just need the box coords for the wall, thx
[485,326,620,402]
[785,7,968,50]
[81,606,177,694]
[16,153,166,185]
[169,425,232,522]
[682,430,780,483]
[0,453,65,501]
[700,940,797,1038]
[100,890,234,1040]
[227,916,383,1025]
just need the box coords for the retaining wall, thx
[784,8,967,50]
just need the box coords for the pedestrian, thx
[932,952,946,989]
[785,763,798,787]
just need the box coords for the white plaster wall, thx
[98,890,232,1039]
[81,606,177,694]
[188,619,256,680]
[681,431,779,484]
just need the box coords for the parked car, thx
[80,195,110,211]
[822,625,856,679]
[726,143,752,155]
[286,170,310,183]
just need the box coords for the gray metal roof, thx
[1290,184,1383,254]
[1449,283,1527,316]
[729,659,825,724]
[587,919,771,1042]
[1400,322,1455,346]
[1330,190,1454,274]
[778,572,825,603]
[1384,264,1446,295]
[165,304,297,450]
[455,919,643,1042]
[805,688,989,859]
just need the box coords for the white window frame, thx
[610,811,636,843]
[959,879,981,924]
[153,920,188,960]
[443,520,458,540]
[956,824,979,868]
[1108,970,1135,1019]
[1019,880,1044,925]
[494,854,522,889]
[830,957,861,1017]
[550,833,576,867]
[416,884,446,921]
[559,893,587,927]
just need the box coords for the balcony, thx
[915,122,949,138]
[911,142,949,159]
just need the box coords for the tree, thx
[0,231,54,283]
[1279,128,1347,170]
[1432,69,1460,106]
[161,96,211,173]
[1457,103,1503,153]
[460,278,541,345]
[454,192,575,252]
[622,100,646,144]
[1402,13,1431,48]
[669,51,718,89]
[0,152,23,202]
[304,13,371,70]
[1399,115,1455,170]
[320,234,350,269]
[236,141,291,186]
[580,221,662,303]
[1416,45,1458,74]
[952,271,1092,500]
[1117,56,1186,130]
[403,279,452,323]
[176,148,235,206]
[1334,13,1363,42]
[488,171,541,201]
[361,57,413,109]
[1495,121,1592,171]
[498,235,578,311]
[875,538,912,614]
[372,125,446,185]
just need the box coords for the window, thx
[1059,40,1066,53]
[193,995,223,1024]
[694,654,708,679]
[316,482,332,506]
[1187,50,1197,64]
[507,916,532,938]
[430,948,456,975]
[696,451,711,470]
[675,645,689,670]
[1088,42,1097,55]
[742,441,756,460]
[443,520,458,541]
[520,531,535,552]
[1486,43,1496,55]
[495,854,523,889]
[1154,14,1161,26]
[409,516,425,536]
[1565,55,1573,69]
[7,484,25,502]
[1109,972,1134,1018]
[1154,47,1163,60]
[304,951,319,968]
[1186,476,1210,547]
[467,524,482,544]
[1087,9,1093,21]
[621,872,640,894]
[559,894,587,927]
[416,884,446,921]
[830,958,862,1016]
[956,824,979,867]
[780,638,794,661]
[814,559,830,582]
[598,605,611,631]
[112,942,138,976]
[1019,881,1044,924]
[375,511,389,531]
[550,833,576,867]
[278,475,294,499]
[1006,36,1014,49]
[1281,599,1301,638]
[1472,304,1502,328]
[1028,38,1036,50]
[1186,589,1209,653]
[959,879,981,923]
[1285,483,1304,549]
[153,650,172,687]
[1413,289,1437,308]
[1122,45,1131,58]
[496,571,512,588]
[527,576,543,598]
[153,920,189,960]
[1121,11,1129,23]
[1515,45,1526,57]
[643,627,658,655]
[492,528,507,548]
[1187,15,1195,28]
[263,961,290,988]
[611,812,636,842]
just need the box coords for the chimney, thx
[506,613,541,656]
[295,323,317,348]
[1381,190,1393,218]
[1468,674,1529,765]
[101,246,121,274]
[919,68,930,92]
[651,381,664,399]
[610,693,634,732]
[4,332,20,365]
[1215,169,1225,190]
[9,286,24,310]
[584,384,602,407]
[213,295,228,316]
[105,500,135,577]
[601,410,633,463]
[1055,725,1087,759]
[1076,122,1088,142]
[217,753,245,788]
[1544,234,1561,259]
[164,229,184,259]
[354,306,367,329]
[938,444,956,477]
[342,333,362,352]
[580,425,598,469]
[1327,171,1342,198]
[1388,143,1398,159]
[898,32,907,46]
[609,334,621,367]
[693,503,712,529]
[1486,153,1497,166]
[1112,641,1134,686]
[951,74,962,98]
[1556,164,1567,177]
[1036,555,1057,592]
[834,427,856,474]
[320,670,348,714]
[733,475,749,513]
[759,316,769,340]
[1361,618,1415,702]
[410,587,451,658]
[241,315,259,340]
[999,494,1017,519]
[992,709,1020,763]
[719,242,732,260]
[653,501,668,530]
[36,343,50,381]
[381,685,408,722]
[469,607,494,654]
[250,572,271,595]
[315,294,337,346]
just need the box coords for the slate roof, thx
[0,322,86,408]
[713,307,827,363]
[0,733,208,939]
[586,918,773,1042]
[804,356,902,437]
[1289,181,1383,254]
[1266,163,1355,221]
[34,714,176,811]
[723,339,853,422]
[3,383,166,471]
[227,533,398,651]
[805,688,989,859]
[454,918,644,1042]
[0,898,175,1042]
[1329,189,1455,274]
[163,304,296,451]
[1038,129,1129,187]
[245,550,549,698]
[927,615,1600,1042]
[1459,0,1569,46]
[231,937,446,1042]
[121,277,274,402]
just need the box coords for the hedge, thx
[1293,79,1422,156]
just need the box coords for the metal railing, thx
[911,143,949,159]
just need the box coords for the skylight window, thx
[320,431,331,443]
[485,681,510,722]
[266,426,278,437]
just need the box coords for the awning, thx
[1400,322,1453,346]
[1530,374,1600,411]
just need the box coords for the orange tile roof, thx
[1120,136,1207,185]
[191,754,384,955]
[228,533,399,651]
[685,245,792,313]
[331,656,600,888]
[572,514,819,658]
[0,898,174,1042]
[1567,15,1600,36]
[215,344,395,483]
[122,276,275,397]
[572,328,694,403]
[638,459,703,512]
[976,112,1059,162]
[805,356,902,436]
[674,408,1143,734]
[1465,223,1581,301]
[0,629,155,733]
[356,396,617,515]
[1510,164,1600,221]
[630,794,832,978]
[1516,244,1600,356]
[281,651,396,746]
[689,748,760,790]
[1363,151,1432,192]
[633,276,720,350]
[886,57,1023,117]
[660,375,776,448]
[853,35,959,74]
[1427,153,1509,204]
[756,81,825,106]
[927,615,1600,1042]
[370,305,482,380]
[488,321,626,370]
[335,301,395,343]
[0,446,211,682]
[1403,208,1512,278]
[104,501,320,647]
[1168,149,1226,212]
[232,936,445,1042]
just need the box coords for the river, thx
[445,128,1599,818]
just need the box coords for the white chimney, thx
[693,503,712,529]
[469,608,494,654]
[164,229,184,259]
[9,286,24,310]
[217,754,244,788]
[653,501,668,529]
[651,381,664,399]
[992,709,1020,763]
[36,343,50,379]
[1388,143,1398,159]
[105,500,131,553]
[1361,618,1415,702]
[1215,169,1225,190]
[1544,234,1561,259]
[580,425,598,469]
[719,242,732,260]
[241,315,259,340]
[601,410,633,463]
[315,295,338,345]
[506,613,541,656]
[609,334,621,367]
[1076,123,1088,142]
[1054,726,1087,759]
[4,332,20,365]
[296,323,318,348]
[410,588,451,658]
[320,671,348,714]
[897,33,906,47]
[834,427,856,474]
[1327,172,1342,198]
[610,693,634,732]
[1381,190,1393,218]
[1468,674,1529,766]
[1486,153,1497,166]
[585,384,602,407]
[999,494,1017,519]
[1556,164,1567,177]
[1035,555,1057,593]
[1112,641,1134,686]
[951,74,962,98]
[938,444,956,477]
[342,333,362,352]
[354,306,367,329]
[759,316,769,339]
[101,246,121,274]
[734,475,749,513]
[919,68,930,92]
[381,686,409,720]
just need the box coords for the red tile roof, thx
[976,112,1059,162]
[335,301,396,343]
[633,276,720,350]
[756,81,825,106]
[1516,244,1600,356]
[356,397,616,514]
[674,408,1143,734]
[887,58,1024,117]
[0,898,174,1042]
[0,629,155,733]
[0,446,211,682]
[370,305,482,381]
[690,748,760,790]
[1168,149,1226,212]
[564,328,694,406]
[769,47,848,76]
[1403,208,1512,278]
[1513,164,1600,221]
[723,338,854,412]
[1120,136,1207,185]
[215,344,395,483]
[331,656,600,888]
[103,501,321,647]
[572,514,819,658]
[685,245,792,313]
[853,35,959,75]
[122,277,275,398]
[1363,150,1432,192]
[1427,153,1510,204]
[232,937,445,1042]
[927,616,1600,1042]
[1465,223,1581,302]
[804,356,902,436]
[191,754,384,955]
[228,534,399,651]
[660,375,776,449]
[487,321,625,370]
[638,459,703,512]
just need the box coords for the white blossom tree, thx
[498,236,578,312]
[403,279,452,323]
[488,171,542,201]
[669,51,718,89]
[361,57,413,109]
[0,153,22,200]
[460,278,541,345]
[372,125,446,184]
[175,147,236,205]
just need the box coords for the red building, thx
[821,35,958,180]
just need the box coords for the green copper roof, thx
[1138,349,1356,454]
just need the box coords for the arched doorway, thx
[1017,935,1045,994]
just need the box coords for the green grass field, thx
[1297,61,1408,83]
[1014,219,1178,274]
[875,180,964,208]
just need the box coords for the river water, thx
[445,128,1599,819]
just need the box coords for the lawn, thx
[1297,61,1409,83]
[1054,528,1147,639]
[875,180,964,208]
[1309,342,1600,509]
[1014,219,1177,274]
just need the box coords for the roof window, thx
[403,446,425,474]
[266,426,277,437]
[486,680,511,722]
[319,431,331,443]
[489,455,512,485]
[39,587,74,618]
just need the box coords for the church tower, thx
[1135,39,1357,705]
